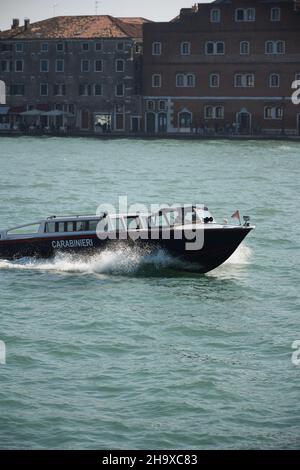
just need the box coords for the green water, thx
[0,137,299,449]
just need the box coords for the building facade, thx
[143,0,300,135]
[0,15,148,133]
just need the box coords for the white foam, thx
[224,243,252,265]
[208,243,252,279]
[0,244,252,277]
[0,247,178,276]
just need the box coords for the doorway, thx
[81,110,90,130]
[237,111,251,134]
[146,112,156,133]
[158,113,167,133]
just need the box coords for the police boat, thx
[0,206,254,273]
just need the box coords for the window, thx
[15,60,23,72]
[41,43,48,52]
[179,111,192,129]
[79,84,92,96]
[11,83,25,96]
[205,106,213,119]
[15,43,23,52]
[94,60,103,72]
[271,7,281,22]
[1,44,13,52]
[216,42,225,54]
[240,41,250,55]
[55,59,64,72]
[159,100,166,111]
[206,42,214,55]
[210,73,220,88]
[40,83,48,96]
[81,42,89,52]
[45,222,55,233]
[295,73,300,81]
[1,60,12,72]
[215,106,224,119]
[115,83,125,96]
[94,83,102,96]
[152,74,161,88]
[125,216,140,230]
[186,74,195,87]
[147,100,154,110]
[8,224,40,235]
[176,73,195,87]
[210,9,220,23]
[56,43,64,52]
[40,59,49,72]
[53,84,66,96]
[269,73,280,88]
[234,73,255,87]
[264,106,283,120]
[235,8,255,22]
[152,42,162,55]
[176,74,185,87]
[277,41,285,54]
[116,59,125,72]
[116,42,124,52]
[265,41,285,55]
[95,42,103,51]
[81,60,90,72]
[135,43,142,53]
[205,105,224,119]
[205,41,225,55]
[180,42,190,55]
[87,220,100,231]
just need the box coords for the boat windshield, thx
[7,223,41,235]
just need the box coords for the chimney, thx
[24,18,30,30]
[11,18,20,29]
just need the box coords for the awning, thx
[42,110,65,117]
[20,109,42,116]
[0,106,9,115]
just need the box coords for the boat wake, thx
[0,244,252,277]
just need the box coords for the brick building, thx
[143,0,300,135]
[0,15,149,133]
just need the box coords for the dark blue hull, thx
[0,227,253,273]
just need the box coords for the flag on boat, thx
[231,210,241,223]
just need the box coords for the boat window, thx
[65,221,75,232]
[7,224,40,235]
[45,222,56,233]
[148,213,169,228]
[55,222,66,233]
[183,209,199,225]
[165,210,183,226]
[74,221,87,232]
[125,216,141,230]
[87,220,99,231]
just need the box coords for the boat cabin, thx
[0,206,214,240]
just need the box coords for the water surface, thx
[0,137,299,449]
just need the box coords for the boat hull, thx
[0,227,253,273]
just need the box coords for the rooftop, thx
[0,15,151,40]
